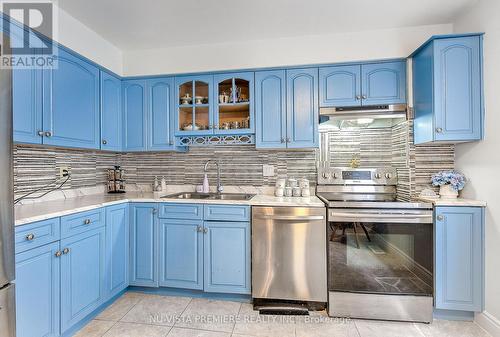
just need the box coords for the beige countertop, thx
[15,192,325,226]
[417,196,487,207]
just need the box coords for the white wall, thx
[453,0,500,335]
[122,24,452,76]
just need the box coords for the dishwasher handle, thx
[253,215,325,221]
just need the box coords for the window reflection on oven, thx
[328,221,433,296]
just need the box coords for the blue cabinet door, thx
[433,36,482,142]
[255,70,287,149]
[105,204,129,299]
[286,68,319,148]
[435,207,484,312]
[319,65,361,107]
[100,70,122,151]
[203,221,250,294]
[123,80,147,151]
[60,227,106,333]
[213,72,255,135]
[147,77,175,150]
[42,47,100,149]
[360,61,406,105]
[13,67,43,144]
[129,203,158,287]
[174,75,214,136]
[15,242,60,337]
[159,219,203,290]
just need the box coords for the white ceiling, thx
[58,0,478,51]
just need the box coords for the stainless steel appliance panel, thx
[0,57,15,286]
[0,284,16,337]
[252,207,327,302]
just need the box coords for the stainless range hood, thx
[320,103,407,120]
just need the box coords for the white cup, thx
[292,187,301,197]
[299,178,310,189]
[287,179,298,187]
[284,187,293,197]
[276,179,286,188]
[275,187,284,197]
[301,188,311,197]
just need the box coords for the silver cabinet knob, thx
[437,215,445,221]
[196,225,203,232]
[362,95,367,99]
[436,127,443,133]
[102,140,107,145]
[26,233,35,241]
[281,138,285,143]
[203,227,208,234]
[55,251,62,257]
[84,219,91,225]
[152,209,157,214]
[45,131,52,137]
[62,248,70,254]
[286,137,291,143]
[169,140,174,145]
[37,131,44,137]
[355,95,361,100]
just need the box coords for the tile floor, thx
[74,291,491,337]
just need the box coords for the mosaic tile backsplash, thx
[13,120,454,200]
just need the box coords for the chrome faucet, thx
[204,160,223,193]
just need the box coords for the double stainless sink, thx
[162,192,255,201]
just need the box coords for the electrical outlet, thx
[262,164,275,177]
[59,166,69,178]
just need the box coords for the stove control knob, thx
[374,173,382,179]
[322,172,331,179]
[385,173,392,179]
[332,172,339,179]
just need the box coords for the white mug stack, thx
[275,178,310,197]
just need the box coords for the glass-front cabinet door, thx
[175,75,214,136]
[214,72,254,134]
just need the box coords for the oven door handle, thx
[330,211,432,223]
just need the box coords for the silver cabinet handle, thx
[84,219,91,225]
[436,127,443,133]
[45,131,52,137]
[26,233,35,241]
[102,139,107,145]
[55,251,62,257]
[62,248,70,254]
[37,131,44,137]
[437,215,445,221]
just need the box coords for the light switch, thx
[262,164,275,177]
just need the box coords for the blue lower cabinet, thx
[159,219,203,290]
[203,221,251,294]
[129,203,158,287]
[15,242,60,337]
[60,227,106,333]
[105,204,129,299]
[435,206,484,312]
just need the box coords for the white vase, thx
[439,184,458,199]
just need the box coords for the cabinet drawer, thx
[159,203,203,220]
[15,218,60,253]
[204,205,250,222]
[61,208,105,238]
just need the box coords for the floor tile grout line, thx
[230,301,243,336]
[172,296,194,329]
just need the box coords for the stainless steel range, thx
[316,166,434,323]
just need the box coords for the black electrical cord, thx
[14,173,71,205]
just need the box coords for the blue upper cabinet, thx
[319,65,361,107]
[13,67,43,144]
[435,206,484,312]
[147,77,176,150]
[286,68,319,148]
[412,34,484,144]
[129,203,158,287]
[175,75,214,136]
[123,80,147,151]
[213,72,254,135]
[361,61,406,105]
[100,70,122,151]
[255,70,287,149]
[42,47,100,149]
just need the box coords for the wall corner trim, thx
[475,311,500,337]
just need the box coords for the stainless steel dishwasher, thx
[252,206,327,309]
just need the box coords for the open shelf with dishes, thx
[175,76,214,135]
